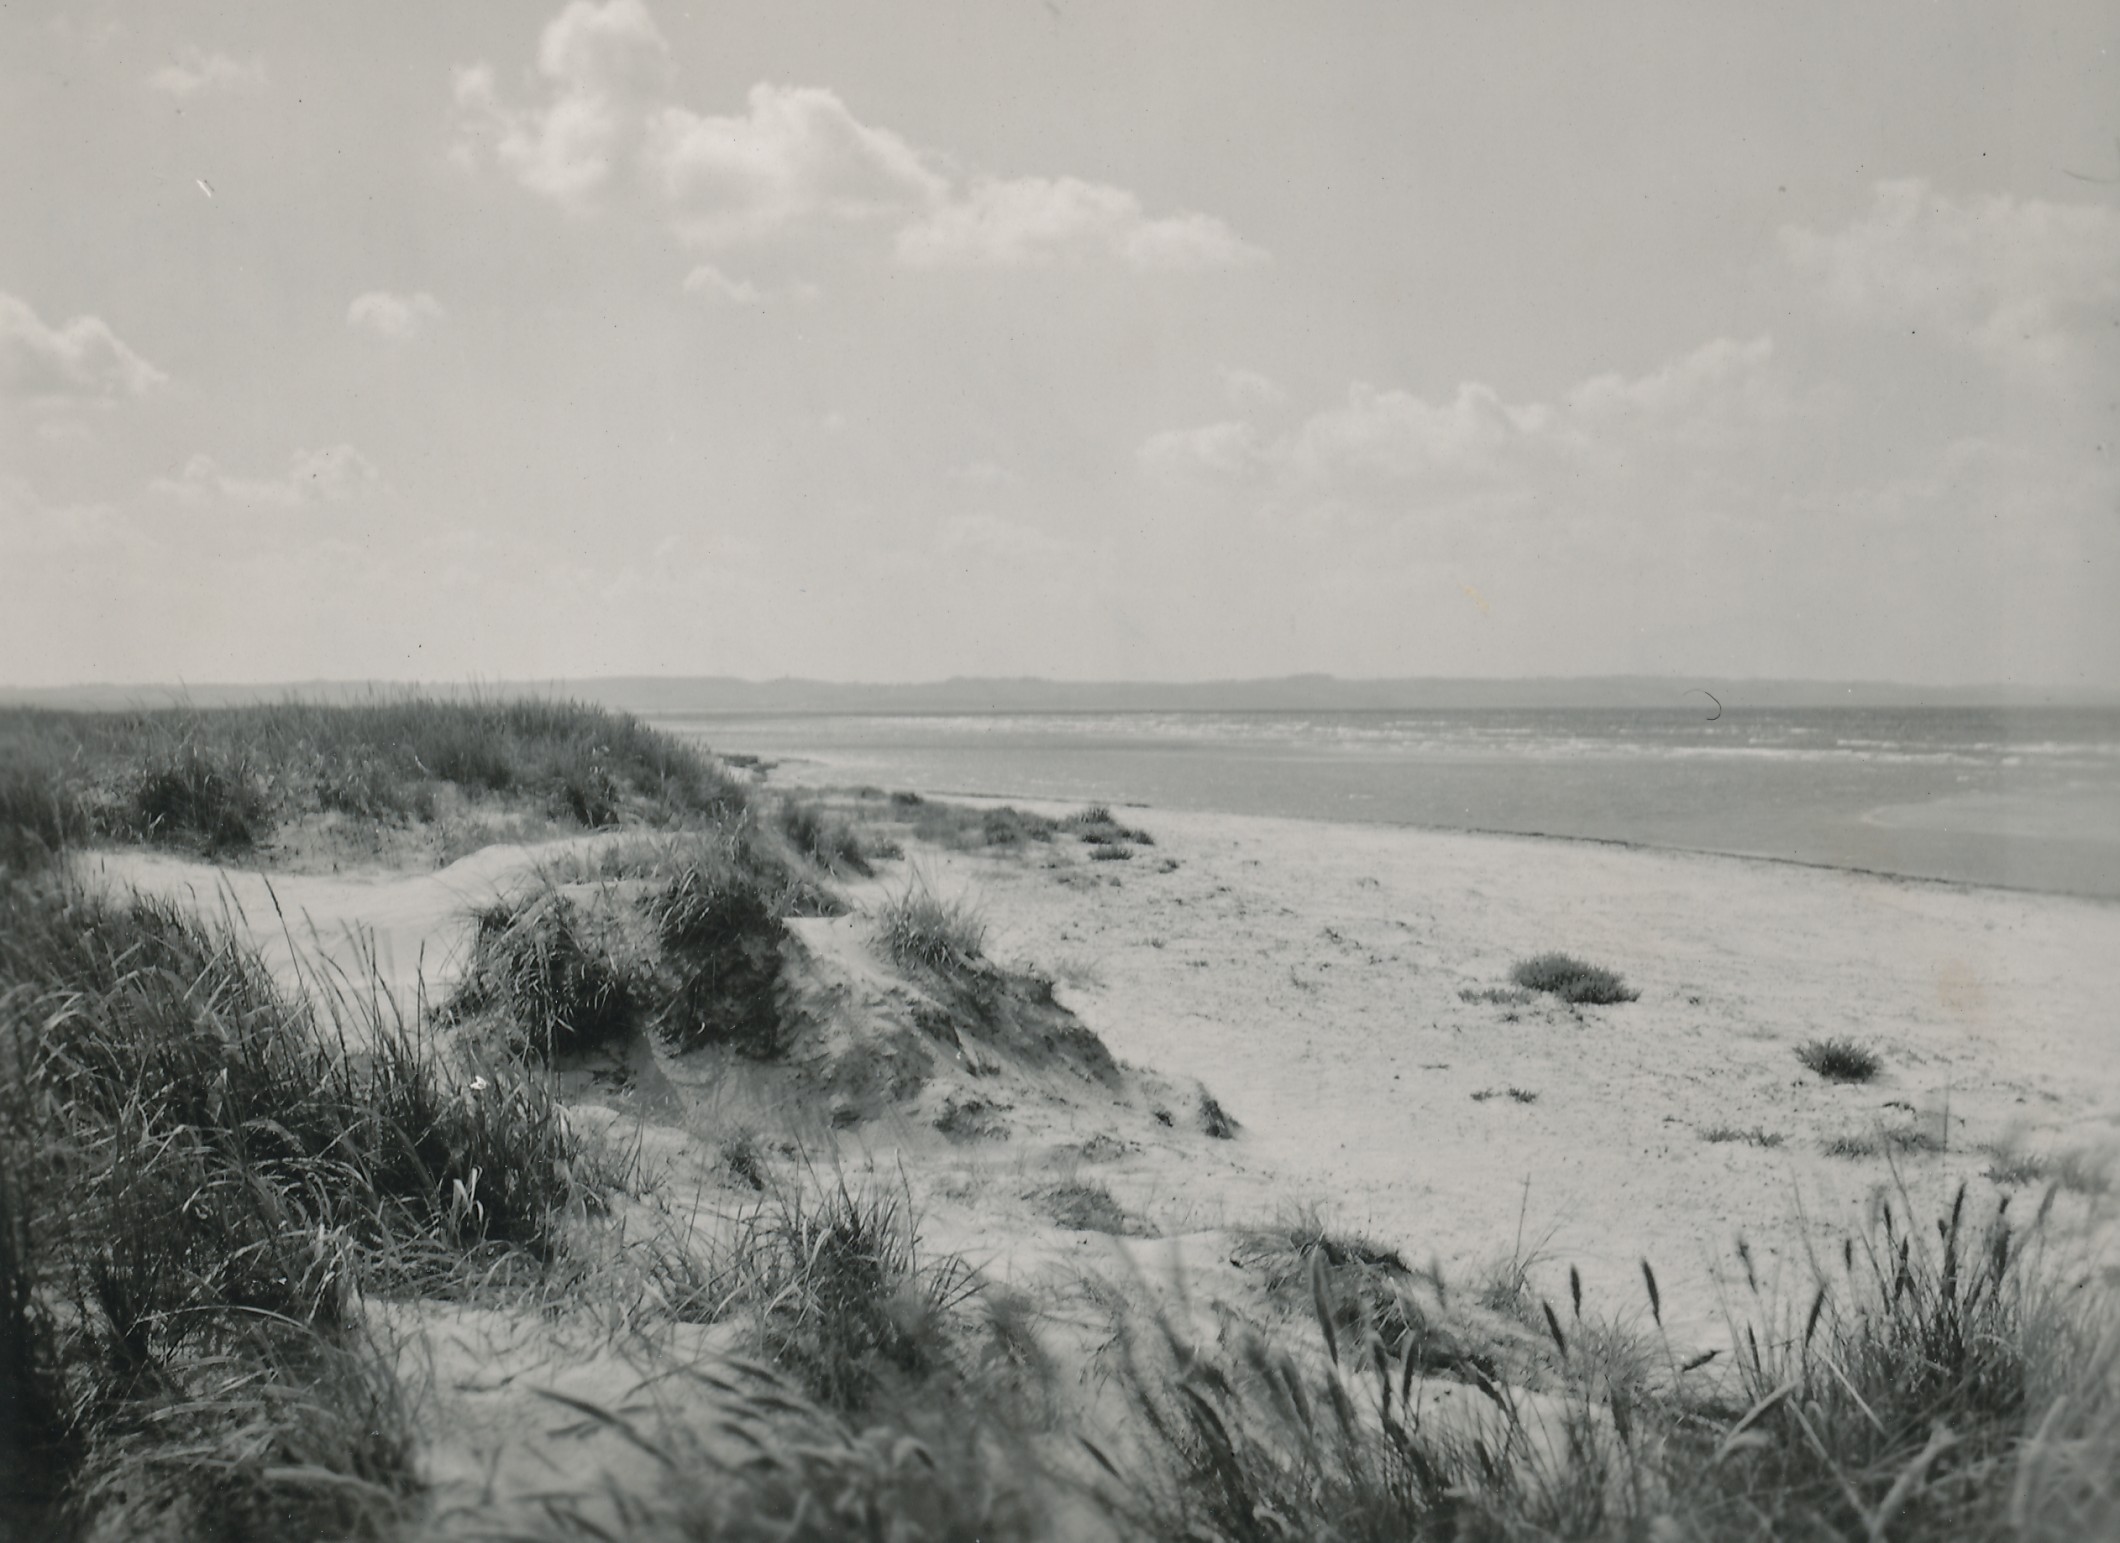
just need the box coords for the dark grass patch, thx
[0,878,607,1535]
[1702,1125,1787,1148]
[1062,804,1154,847]
[647,852,793,1057]
[1510,952,1639,1004]
[1198,1089,1240,1139]
[1471,1087,1540,1104]
[777,797,874,877]
[1089,843,1134,862]
[1798,1036,1882,1083]
[447,888,653,1061]
[1037,1182,1139,1235]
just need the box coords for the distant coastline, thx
[7,672,2117,714]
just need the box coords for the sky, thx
[2,1,2116,688]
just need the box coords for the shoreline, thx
[763,757,2120,906]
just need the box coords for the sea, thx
[650,707,2120,901]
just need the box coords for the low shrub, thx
[1798,1036,1882,1083]
[1063,804,1153,847]
[1510,952,1639,1004]
[1702,1125,1786,1148]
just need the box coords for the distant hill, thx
[5,674,2115,713]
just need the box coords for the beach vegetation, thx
[1063,803,1154,847]
[875,881,986,976]
[1702,1125,1786,1148]
[777,796,874,876]
[0,695,750,865]
[1510,951,1640,1004]
[1798,1036,1882,1083]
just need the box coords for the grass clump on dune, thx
[447,887,654,1061]
[1798,1035,1882,1083]
[875,882,987,976]
[777,796,874,877]
[1510,951,1639,1004]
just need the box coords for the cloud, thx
[455,1,1260,271]
[346,290,446,340]
[896,176,1264,270]
[0,291,165,403]
[1781,179,2120,371]
[148,47,266,97]
[648,83,947,247]
[152,445,381,511]
[1147,336,1789,495]
[680,262,819,305]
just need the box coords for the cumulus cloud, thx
[347,290,445,340]
[896,175,1263,270]
[1148,336,1790,496]
[0,291,165,403]
[152,445,381,511]
[1781,179,2120,370]
[454,0,1261,271]
[149,47,266,97]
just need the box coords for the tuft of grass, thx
[131,741,273,854]
[1062,804,1154,847]
[447,887,651,1060]
[1702,1124,1787,1148]
[1090,843,1134,862]
[1198,1089,1240,1139]
[1510,952,1639,1004]
[727,1176,979,1412]
[1460,985,1535,1006]
[1798,1035,1882,1082]
[875,882,986,976]
[777,797,873,877]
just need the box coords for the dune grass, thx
[1798,1035,1883,1083]
[875,881,987,976]
[1510,951,1640,1004]
[0,695,750,866]
[0,876,623,1537]
[1098,1183,2119,1543]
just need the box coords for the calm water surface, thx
[653,708,2120,899]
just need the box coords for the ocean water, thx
[652,707,2120,899]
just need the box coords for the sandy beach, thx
[95,784,2120,1356]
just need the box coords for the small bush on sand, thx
[1199,1088,1240,1138]
[1063,804,1154,847]
[1798,1035,1882,1082]
[1510,952,1639,1004]
[875,883,986,976]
